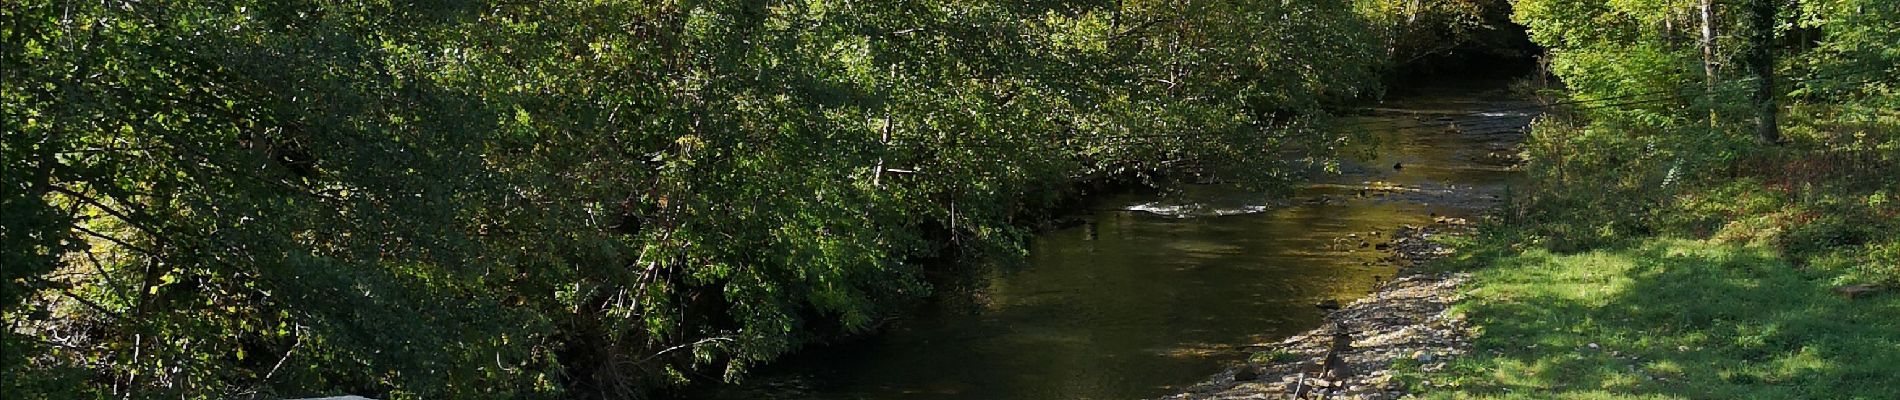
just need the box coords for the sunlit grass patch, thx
[1413,238,1900,399]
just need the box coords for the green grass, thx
[1411,238,1900,399]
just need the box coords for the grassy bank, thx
[1406,234,1899,399]
[1400,103,1900,398]
[1409,0,1900,394]
[1398,75,1900,399]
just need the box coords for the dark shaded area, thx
[1387,0,1541,87]
[1395,35,1538,82]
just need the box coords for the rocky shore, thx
[1159,221,1472,400]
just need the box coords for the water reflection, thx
[712,85,1530,400]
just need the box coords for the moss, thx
[1249,348,1301,364]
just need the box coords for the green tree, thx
[3,1,1399,398]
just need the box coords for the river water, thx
[712,83,1534,400]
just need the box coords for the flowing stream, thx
[711,82,1535,400]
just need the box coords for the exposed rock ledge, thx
[1159,224,1471,400]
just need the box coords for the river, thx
[709,81,1535,400]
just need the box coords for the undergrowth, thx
[1409,73,1898,400]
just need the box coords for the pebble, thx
[1156,224,1475,400]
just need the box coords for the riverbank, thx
[1146,81,1535,400]
[1386,161,1900,399]
[1396,233,1900,399]
[703,82,1533,400]
[1160,220,1475,400]
[1420,1,1900,396]
[1165,223,1900,400]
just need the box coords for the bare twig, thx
[634,337,734,365]
[68,224,160,258]
[258,325,304,391]
[54,289,125,322]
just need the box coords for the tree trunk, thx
[1701,0,1718,91]
[1701,0,1720,130]
[1749,0,1781,144]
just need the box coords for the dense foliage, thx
[1505,0,1899,277]
[1382,2,1900,397]
[0,1,1458,398]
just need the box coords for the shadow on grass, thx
[1417,238,1900,399]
